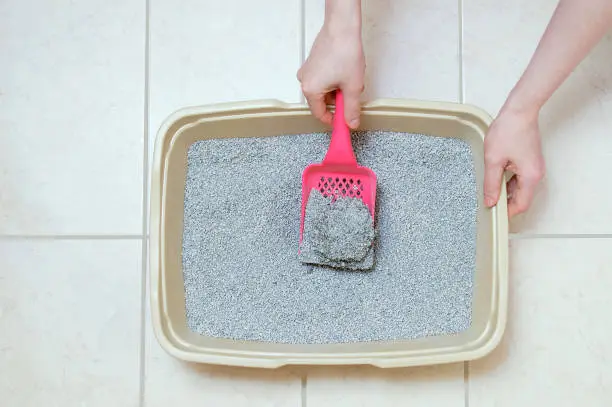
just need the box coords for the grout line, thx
[0,234,142,240]
[464,361,470,407]
[299,0,306,104]
[458,0,465,104]
[138,0,151,404]
[509,233,612,239]
[301,373,308,407]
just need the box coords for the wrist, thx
[324,0,362,37]
[501,87,542,122]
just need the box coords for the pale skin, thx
[298,0,612,217]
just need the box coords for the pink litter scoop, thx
[299,90,378,245]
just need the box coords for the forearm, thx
[504,0,612,115]
[324,0,362,36]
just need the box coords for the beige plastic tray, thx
[149,99,508,368]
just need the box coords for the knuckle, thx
[300,78,316,93]
[514,201,529,213]
[525,164,545,182]
[536,162,546,180]
[300,81,313,95]
[347,83,364,94]
[534,170,545,182]
[484,152,504,166]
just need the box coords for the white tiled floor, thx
[2,0,612,406]
[306,364,465,407]
[0,0,145,235]
[0,240,142,406]
[470,239,612,406]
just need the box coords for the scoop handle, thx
[322,91,358,166]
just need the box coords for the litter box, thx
[149,99,508,368]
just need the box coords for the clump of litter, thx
[300,189,375,270]
[182,131,478,344]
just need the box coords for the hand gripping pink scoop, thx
[299,90,378,245]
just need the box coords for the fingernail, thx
[485,197,495,207]
[349,119,359,128]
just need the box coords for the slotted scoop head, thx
[299,91,377,244]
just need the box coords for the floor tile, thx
[147,0,303,231]
[305,0,460,102]
[0,0,145,235]
[464,0,612,233]
[0,239,141,407]
[148,0,302,154]
[307,364,465,407]
[470,238,612,406]
[143,317,301,407]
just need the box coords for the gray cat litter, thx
[182,131,477,344]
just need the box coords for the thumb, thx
[483,158,505,207]
[342,87,362,129]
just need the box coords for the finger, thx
[507,175,538,218]
[305,93,333,125]
[483,157,505,207]
[342,86,363,129]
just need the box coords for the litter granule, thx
[299,189,375,270]
[182,131,478,344]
